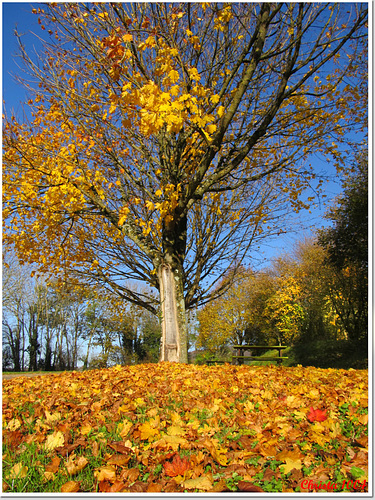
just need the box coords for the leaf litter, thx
[2,363,368,492]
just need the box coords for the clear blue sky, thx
[2,2,356,267]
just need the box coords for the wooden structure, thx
[232,345,288,365]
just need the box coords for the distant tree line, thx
[2,262,161,372]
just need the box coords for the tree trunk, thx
[158,261,188,363]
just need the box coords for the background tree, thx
[318,151,368,347]
[3,3,367,362]
[197,269,273,354]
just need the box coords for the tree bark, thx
[158,261,188,363]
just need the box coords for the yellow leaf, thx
[45,431,65,451]
[167,425,186,436]
[168,69,179,83]
[139,421,159,441]
[183,475,213,491]
[45,411,61,425]
[80,423,92,435]
[8,463,28,480]
[43,471,55,483]
[217,105,225,117]
[152,435,188,452]
[281,458,302,475]
[7,418,21,431]
[210,94,220,104]
[117,420,133,439]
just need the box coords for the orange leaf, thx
[147,483,163,492]
[307,407,327,422]
[163,454,190,477]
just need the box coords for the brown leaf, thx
[210,478,230,492]
[61,480,80,492]
[92,440,99,457]
[108,441,133,454]
[98,480,111,492]
[262,467,276,482]
[237,481,264,492]
[109,480,127,492]
[120,467,140,483]
[45,456,61,473]
[4,430,24,449]
[107,454,131,466]
[129,480,148,492]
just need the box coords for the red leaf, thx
[163,454,190,477]
[307,407,327,422]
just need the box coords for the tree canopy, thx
[3,3,368,361]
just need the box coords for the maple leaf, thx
[163,454,190,477]
[281,458,302,475]
[138,421,159,440]
[307,407,328,422]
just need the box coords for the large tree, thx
[3,3,367,362]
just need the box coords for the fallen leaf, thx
[61,480,80,492]
[147,482,163,492]
[43,471,55,482]
[92,441,99,457]
[45,431,65,451]
[237,480,264,492]
[138,421,159,440]
[94,465,117,482]
[45,456,61,473]
[153,435,189,451]
[7,463,28,479]
[183,475,212,491]
[307,407,327,422]
[65,455,88,475]
[164,454,190,477]
[107,454,131,466]
[120,467,139,482]
[108,441,133,454]
[281,458,302,475]
[7,418,21,431]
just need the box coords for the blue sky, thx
[2,2,362,268]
